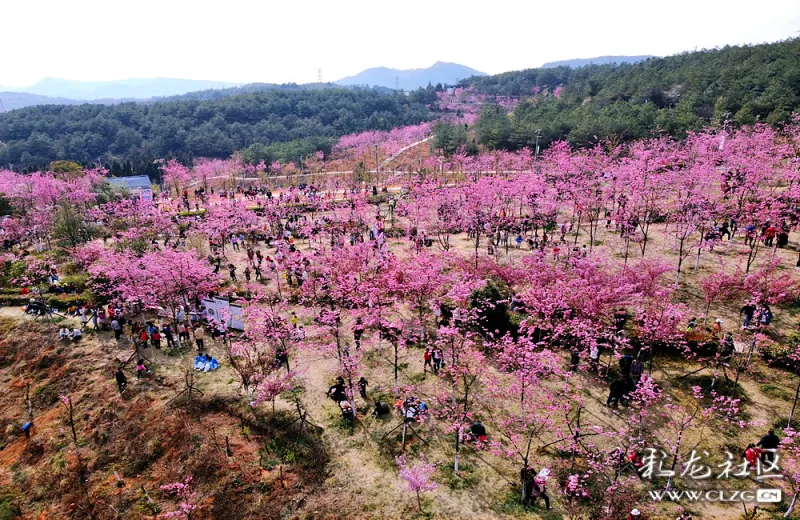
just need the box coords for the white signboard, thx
[202,297,244,331]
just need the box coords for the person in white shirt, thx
[589,345,600,372]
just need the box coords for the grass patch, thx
[760,383,793,401]
[0,497,21,520]
[670,374,751,405]
[436,461,478,490]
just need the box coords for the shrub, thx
[469,282,517,338]
[0,294,31,308]
[46,291,93,311]
[759,334,800,370]
[0,496,21,520]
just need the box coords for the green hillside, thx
[466,38,800,149]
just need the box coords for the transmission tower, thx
[317,69,323,83]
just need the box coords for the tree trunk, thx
[393,342,399,399]
[789,379,800,429]
[785,492,798,518]
[454,426,461,475]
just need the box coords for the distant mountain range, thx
[1,77,240,101]
[0,58,657,111]
[0,92,118,111]
[335,62,486,90]
[541,55,655,68]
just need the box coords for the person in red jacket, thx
[764,225,777,246]
[423,347,433,373]
[745,443,763,469]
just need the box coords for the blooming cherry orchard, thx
[2,116,800,519]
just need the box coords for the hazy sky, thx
[4,0,799,87]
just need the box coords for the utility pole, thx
[534,128,542,159]
[395,76,399,91]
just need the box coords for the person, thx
[254,265,262,281]
[614,309,629,333]
[327,377,347,403]
[372,401,391,417]
[71,328,82,341]
[244,266,251,282]
[720,333,735,360]
[340,401,355,423]
[402,398,419,423]
[275,347,289,369]
[686,317,697,333]
[619,354,633,376]
[136,359,149,379]
[357,376,368,400]
[59,328,70,341]
[293,326,306,340]
[757,429,780,463]
[162,324,176,348]
[151,329,161,349]
[759,304,774,327]
[79,308,89,329]
[589,345,600,372]
[96,308,107,330]
[290,312,299,328]
[423,347,433,373]
[676,511,692,520]
[177,322,188,343]
[631,358,645,380]
[432,347,443,374]
[228,264,237,281]
[111,319,122,341]
[607,377,629,407]
[352,318,364,349]
[569,350,580,372]
[712,318,723,336]
[115,368,127,394]
[193,354,207,370]
[22,421,33,438]
[202,353,219,372]
[745,443,763,469]
[627,509,642,519]
[469,421,487,442]
[194,326,205,351]
[531,475,552,510]
[741,302,756,329]
[764,223,777,246]
[628,450,645,468]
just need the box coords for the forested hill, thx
[0,88,432,171]
[465,38,800,150]
[153,82,337,102]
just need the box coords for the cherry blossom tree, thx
[396,454,438,513]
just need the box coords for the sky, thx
[3,0,800,87]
